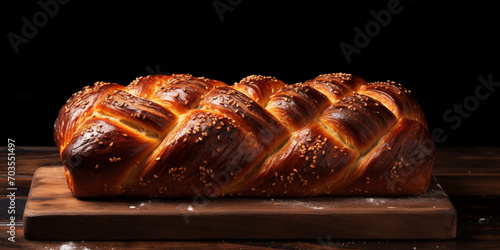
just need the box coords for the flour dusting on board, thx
[286,200,330,210]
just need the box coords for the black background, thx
[3,0,499,147]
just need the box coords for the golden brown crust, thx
[329,118,435,196]
[127,74,227,115]
[54,73,435,198]
[358,81,427,127]
[241,123,359,197]
[200,87,290,148]
[266,83,331,131]
[54,82,124,150]
[232,75,286,106]
[304,73,367,102]
[61,118,160,197]
[94,89,177,137]
[319,94,397,154]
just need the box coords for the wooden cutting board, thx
[23,166,456,240]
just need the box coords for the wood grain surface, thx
[23,166,456,240]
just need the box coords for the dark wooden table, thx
[1,146,499,249]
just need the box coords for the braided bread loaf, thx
[54,73,435,198]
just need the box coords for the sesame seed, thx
[123,133,128,137]
[95,164,99,169]
[156,157,161,161]
[109,142,114,147]
[153,175,158,178]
